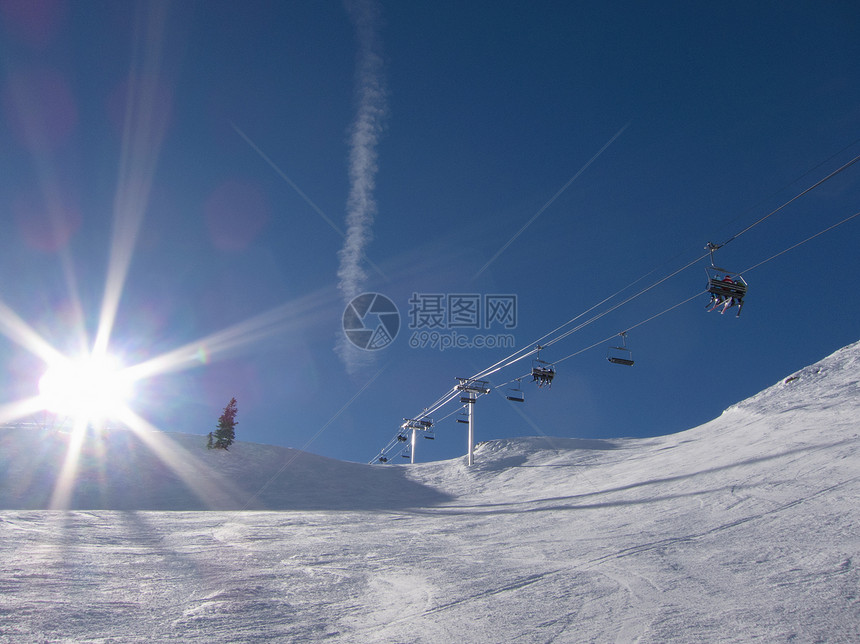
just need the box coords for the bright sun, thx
[38,354,134,424]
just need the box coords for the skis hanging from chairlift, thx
[531,346,555,387]
[607,332,634,366]
[506,378,525,402]
[704,242,747,317]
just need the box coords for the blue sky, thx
[0,0,858,464]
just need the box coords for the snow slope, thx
[0,341,858,642]
[0,427,451,511]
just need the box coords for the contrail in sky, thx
[472,123,630,280]
[337,0,388,372]
[231,122,388,280]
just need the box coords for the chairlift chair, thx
[531,346,555,388]
[704,242,748,317]
[607,332,634,366]
[705,267,748,300]
[506,379,525,402]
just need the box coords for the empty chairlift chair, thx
[607,332,634,366]
[506,379,525,402]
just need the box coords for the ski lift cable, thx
[706,138,860,245]
[740,210,860,275]
[553,291,706,366]
[375,152,860,462]
[388,273,665,442]
[435,405,465,425]
[533,150,860,355]
[483,252,707,392]
[509,149,860,365]
[548,208,860,368]
[420,388,461,419]
[375,388,460,461]
[540,252,707,351]
[716,153,860,250]
[479,146,860,389]
[468,268,671,384]
[389,217,738,449]
[384,201,858,460]
[492,289,707,387]
[502,207,860,376]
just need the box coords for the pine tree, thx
[206,432,214,450]
[212,397,238,450]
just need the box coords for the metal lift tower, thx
[400,418,434,464]
[456,378,491,466]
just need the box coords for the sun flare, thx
[38,354,134,425]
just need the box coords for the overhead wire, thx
[373,149,860,463]
[716,153,860,249]
[468,269,666,382]
[526,207,860,370]
[707,138,860,243]
[474,149,860,381]
[740,210,860,274]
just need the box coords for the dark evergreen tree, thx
[212,397,238,450]
[206,432,214,450]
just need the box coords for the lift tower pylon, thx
[456,378,490,466]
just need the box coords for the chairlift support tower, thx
[456,378,490,466]
[401,418,434,464]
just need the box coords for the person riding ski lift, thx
[708,274,736,311]
[722,277,744,317]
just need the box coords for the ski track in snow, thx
[0,341,859,642]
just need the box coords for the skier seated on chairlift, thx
[707,274,732,304]
[707,275,734,308]
[707,275,744,317]
[533,368,554,388]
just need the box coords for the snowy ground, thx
[1,342,858,642]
